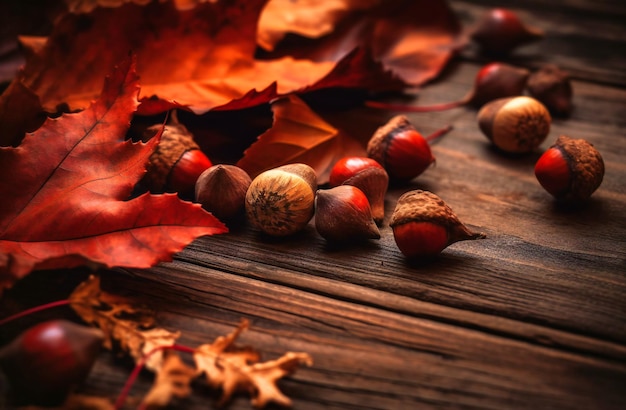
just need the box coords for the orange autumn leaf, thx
[236,94,365,184]
[260,0,464,86]
[141,352,197,409]
[19,0,401,116]
[0,59,227,293]
[257,0,380,51]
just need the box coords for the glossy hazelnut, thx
[195,164,252,220]
[315,185,380,243]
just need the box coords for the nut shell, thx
[478,96,551,153]
[470,8,544,54]
[535,135,604,200]
[315,185,380,243]
[527,64,573,116]
[245,164,316,236]
[195,164,252,220]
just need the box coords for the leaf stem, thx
[364,98,468,112]
[0,299,71,326]
[114,343,196,410]
[425,125,454,143]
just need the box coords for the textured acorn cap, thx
[546,135,604,200]
[142,122,201,192]
[390,190,485,245]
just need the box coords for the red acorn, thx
[0,320,104,406]
[470,8,544,55]
[366,116,435,181]
[390,190,485,258]
[142,118,212,197]
[535,135,604,201]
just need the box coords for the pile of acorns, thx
[140,8,606,260]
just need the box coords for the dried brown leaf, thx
[193,319,312,408]
[69,275,180,371]
[141,351,196,409]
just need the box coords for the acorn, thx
[367,116,435,181]
[365,62,529,112]
[478,96,551,153]
[390,190,485,258]
[245,163,317,236]
[0,320,104,406]
[470,8,544,55]
[329,157,389,225]
[527,64,573,117]
[315,185,380,243]
[142,119,212,197]
[534,135,604,201]
[195,164,252,221]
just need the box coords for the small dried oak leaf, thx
[141,351,197,409]
[193,319,313,408]
[70,275,180,371]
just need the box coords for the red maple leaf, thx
[0,58,227,293]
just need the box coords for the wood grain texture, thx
[1,0,625,409]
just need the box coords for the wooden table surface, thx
[2,0,625,409]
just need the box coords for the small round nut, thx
[195,164,251,220]
[245,163,316,236]
[478,96,551,153]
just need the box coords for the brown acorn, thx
[245,163,317,236]
[478,96,551,153]
[329,157,388,225]
[367,116,435,181]
[534,135,604,201]
[0,320,104,406]
[142,120,212,197]
[390,190,485,258]
[195,164,252,221]
[470,8,544,55]
[315,185,380,243]
[527,64,573,117]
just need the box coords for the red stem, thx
[114,343,196,410]
[425,125,454,143]
[0,299,71,326]
[365,98,468,112]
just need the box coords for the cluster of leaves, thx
[68,275,312,409]
[0,0,463,292]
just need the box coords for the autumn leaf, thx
[236,94,365,184]
[257,0,380,51]
[70,275,180,371]
[261,0,464,86]
[18,0,401,116]
[0,73,44,147]
[0,58,227,293]
[194,319,313,408]
[141,351,196,409]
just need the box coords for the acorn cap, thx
[142,122,203,192]
[390,190,485,245]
